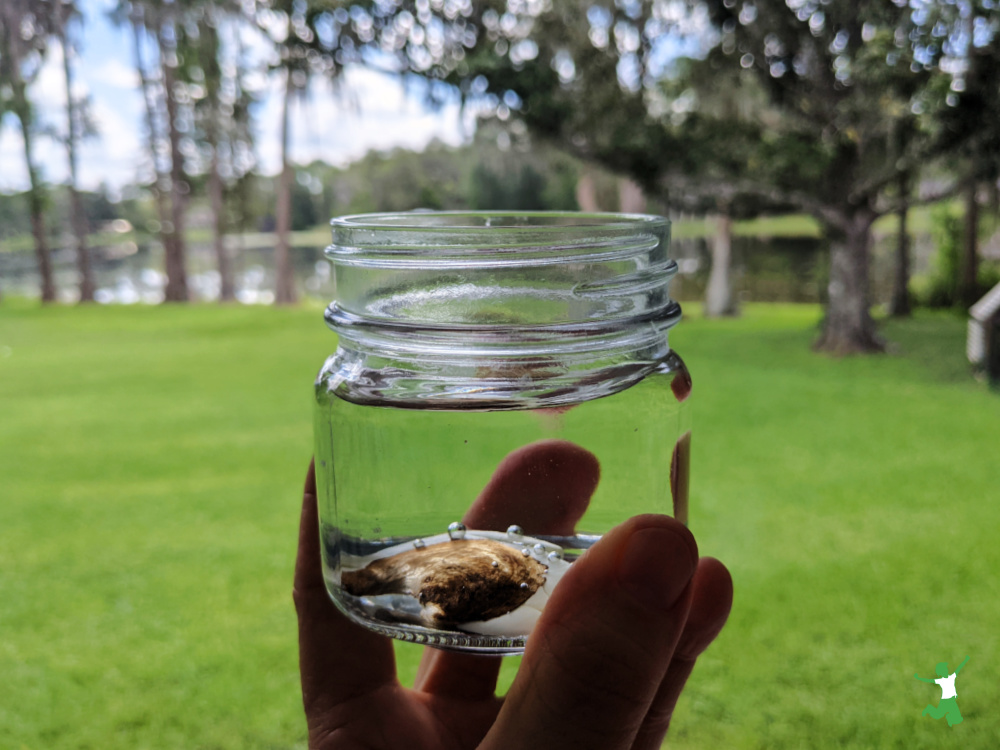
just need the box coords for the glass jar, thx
[314,212,691,654]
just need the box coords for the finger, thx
[482,515,699,750]
[630,557,733,750]
[414,440,600,700]
[294,459,397,719]
[466,439,600,537]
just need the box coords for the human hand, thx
[294,441,733,749]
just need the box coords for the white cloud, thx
[77,98,145,189]
[33,45,70,114]
[0,125,30,191]
[90,59,139,90]
[255,66,468,176]
[0,71,144,191]
[3,53,469,192]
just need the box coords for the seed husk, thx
[342,538,547,626]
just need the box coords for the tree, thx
[458,0,972,352]
[255,0,495,304]
[661,59,789,318]
[702,0,944,351]
[444,4,789,319]
[53,0,96,303]
[179,3,255,302]
[911,2,1000,309]
[257,0,320,305]
[114,1,189,301]
[119,3,178,300]
[1,0,56,303]
[888,170,913,317]
[157,4,191,302]
[274,60,299,304]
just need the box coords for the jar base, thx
[331,594,531,655]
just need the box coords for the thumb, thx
[482,515,698,750]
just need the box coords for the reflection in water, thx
[0,241,334,304]
[2,231,930,305]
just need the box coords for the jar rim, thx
[330,210,670,232]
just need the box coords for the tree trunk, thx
[618,178,645,213]
[14,87,56,303]
[705,212,738,318]
[160,33,189,302]
[132,18,177,301]
[198,16,233,303]
[959,180,979,309]
[206,97,234,301]
[274,67,297,305]
[209,144,234,302]
[575,172,599,212]
[29,198,56,303]
[814,211,885,354]
[61,26,95,303]
[888,174,911,318]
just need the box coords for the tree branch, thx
[874,175,968,215]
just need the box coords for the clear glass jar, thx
[314,212,691,654]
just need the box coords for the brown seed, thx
[341,539,547,626]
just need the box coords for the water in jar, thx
[313,360,691,654]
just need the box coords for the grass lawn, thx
[1,301,997,748]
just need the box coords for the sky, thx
[0,0,469,194]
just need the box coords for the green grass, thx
[670,201,954,241]
[1,301,997,748]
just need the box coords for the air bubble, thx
[547,550,564,562]
[506,525,524,539]
[413,539,426,549]
[521,547,531,557]
[520,582,529,590]
[491,560,499,568]
[533,543,546,556]
[447,522,467,540]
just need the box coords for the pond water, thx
[0,230,930,306]
[0,240,334,305]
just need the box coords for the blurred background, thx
[2,1,999,748]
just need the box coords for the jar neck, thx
[319,212,681,409]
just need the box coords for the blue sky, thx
[0,0,468,194]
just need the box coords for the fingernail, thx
[617,525,696,613]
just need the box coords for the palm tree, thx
[156,5,190,302]
[53,0,96,302]
[254,0,496,305]
[264,3,311,306]
[195,12,235,301]
[114,0,188,301]
[183,3,254,302]
[273,59,301,304]
[0,0,56,302]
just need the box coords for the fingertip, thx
[628,557,732,749]
[612,516,699,614]
[617,514,698,560]
[674,557,733,661]
[490,515,700,749]
[467,440,600,535]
